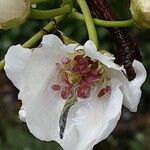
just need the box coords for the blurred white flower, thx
[4,34,147,150]
[130,0,150,29]
[0,0,31,30]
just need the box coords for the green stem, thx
[31,0,49,4]
[0,16,63,71]
[71,10,134,28]
[30,5,71,19]
[23,16,63,48]
[77,0,99,48]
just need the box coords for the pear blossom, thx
[130,0,150,29]
[0,0,31,30]
[4,34,146,150]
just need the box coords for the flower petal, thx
[41,34,64,49]
[61,78,123,150]
[16,35,79,142]
[25,87,65,141]
[18,45,66,141]
[41,34,79,53]
[19,106,26,122]
[83,40,124,71]
[121,60,147,112]
[4,44,31,89]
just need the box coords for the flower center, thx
[52,50,111,99]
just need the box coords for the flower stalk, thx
[30,5,71,19]
[71,9,134,28]
[23,16,63,48]
[77,0,99,48]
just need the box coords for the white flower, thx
[130,0,150,29]
[0,0,31,30]
[4,34,146,150]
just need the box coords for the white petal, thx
[121,60,147,112]
[61,43,79,53]
[41,34,78,54]
[84,41,124,71]
[19,106,26,122]
[17,35,78,141]
[41,34,63,48]
[61,78,123,150]
[18,50,65,141]
[25,87,65,141]
[4,44,31,89]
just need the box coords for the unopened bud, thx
[0,0,31,30]
[130,0,150,29]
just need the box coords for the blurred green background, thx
[0,0,150,150]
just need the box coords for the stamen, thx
[52,84,61,91]
[61,57,70,64]
[76,85,91,98]
[63,79,73,89]
[85,56,93,64]
[86,75,98,84]
[74,55,84,61]
[61,87,71,99]
[98,86,111,97]
[73,55,89,72]
[90,69,100,76]
[53,53,110,100]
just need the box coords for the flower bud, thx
[130,0,150,29]
[0,0,31,30]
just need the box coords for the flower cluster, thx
[4,34,146,150]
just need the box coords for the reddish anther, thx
[61,57,70,64]
[61,87,71,99]
[86,75,98,84]
[85,56,93,64]
[98,86,111,97]
[73,55,90,72]
[76,85,91,98]
[74,55,84,61]
[63,79,73,89]
[52,84,61,91]
[90,69,100,77]
[80,67,91,74]
[73,61,89,72]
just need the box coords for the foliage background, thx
[0,0,150,149]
